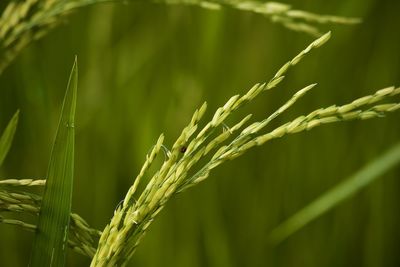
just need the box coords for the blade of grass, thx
[30,57,78,267]
[0,110,19,167]
[269,142,400,244]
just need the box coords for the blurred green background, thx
[0,0,399,266]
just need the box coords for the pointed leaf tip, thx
[30,60,78,267]
[64,57,78,126]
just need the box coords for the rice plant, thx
[0,1,399,266]
[89,32,399,266]
[0,0,358,73]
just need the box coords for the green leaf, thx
[0,110,19,167]
[269,142,400,244]
[30,57,78,267]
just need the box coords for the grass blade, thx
[269,142,400,244]
[30,58,78,267]
[0,110,19,167]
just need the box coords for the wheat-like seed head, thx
[0,188,100,257]
[91,32,399,266]
[0,0,357,74]
[0,0,114,73]
[91,32,399,265]
[161,0,360,36]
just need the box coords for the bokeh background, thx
[0,0,399,266]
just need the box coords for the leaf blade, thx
[30,58,78,267]
[269,142,400,244]
[0,110,19,167]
